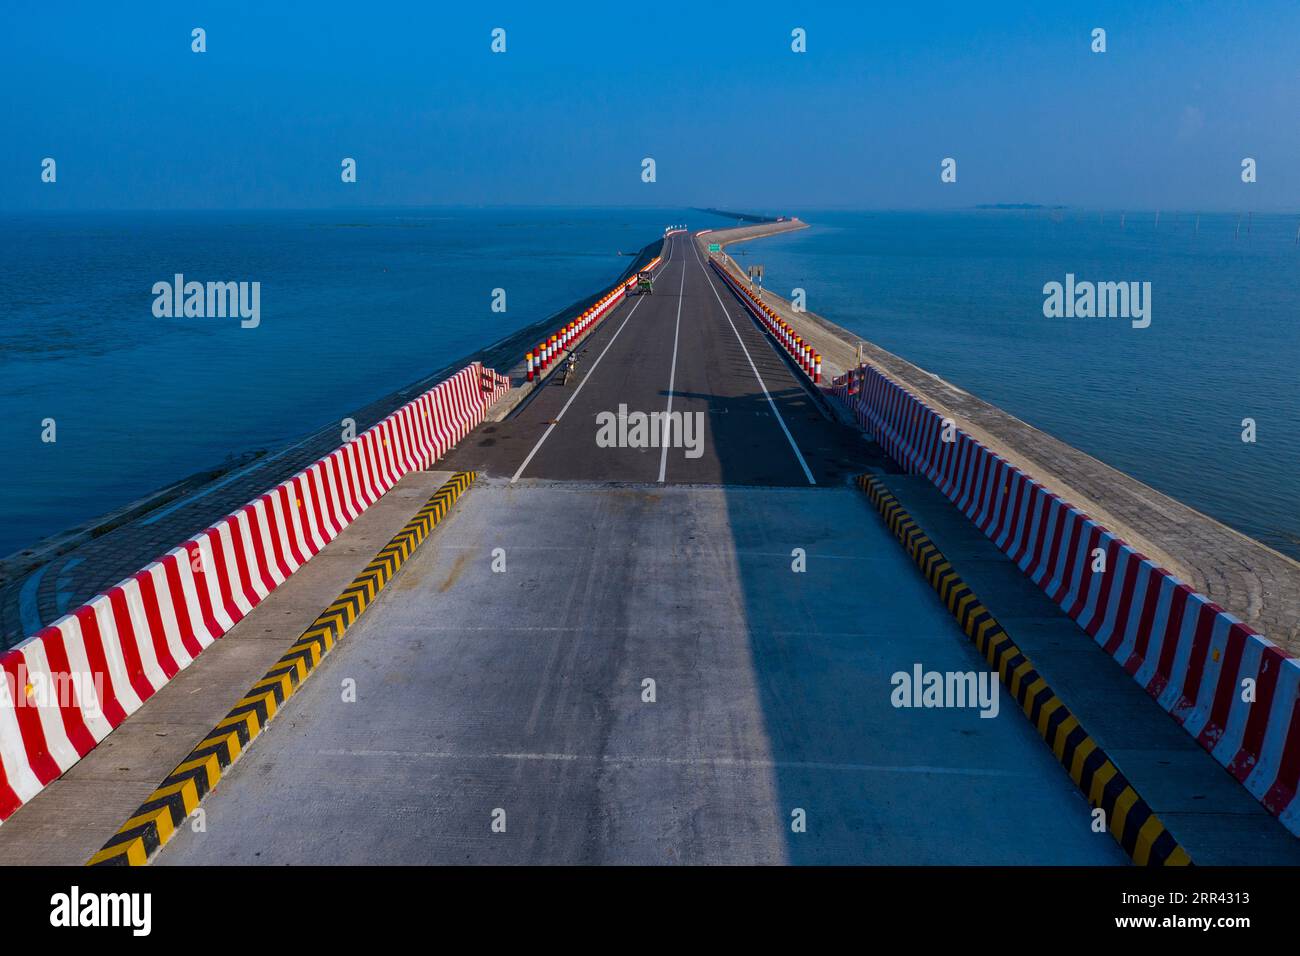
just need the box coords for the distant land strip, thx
[694,208,786,224]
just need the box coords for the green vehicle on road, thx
[635,271,653,295]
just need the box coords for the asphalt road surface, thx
[440,231,882,485]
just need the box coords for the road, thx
[151,232,1125,865]
[157,481,1124,865]
[440,231,880,485]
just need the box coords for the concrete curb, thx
[87,472,477,866]
[837,367,1300,838]
[0,365,505,826]
[856,473,1192,866]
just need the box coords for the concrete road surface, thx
[156,480,1125,865]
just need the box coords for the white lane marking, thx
[510,247,673,483]
[656,235,688,483]
[316,748,1032,778]
[690,238,816,485]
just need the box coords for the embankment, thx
[702,220,1300,837]
[702,223,1300,651]
[0,363,508,823]
[0,234,669,823]
[694,208,790,225]
[0,237,665,649]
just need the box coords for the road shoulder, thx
[0,471,454,866]
[875,473,1300,865]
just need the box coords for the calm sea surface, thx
[0,207,714,557]
[746,210,1300,559]
[1,208,1296,561]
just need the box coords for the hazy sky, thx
[3,1,1297,211]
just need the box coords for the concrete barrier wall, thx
[832,363,1300,837]
[0,362,509,823]
[525,253,664,380]
[710,258,822,383]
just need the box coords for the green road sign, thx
[708,243,721,252]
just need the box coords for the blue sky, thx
[2,1,1297,210]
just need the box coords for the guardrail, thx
[524,254,665,383]
[0,362,509,824]
[832,362,1300,837]
[709,256,822,383]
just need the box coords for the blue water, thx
[0,208,720,557]
[3,208,1297,564]
[747,210,1300,559]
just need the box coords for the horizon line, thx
[3,204,1297,216]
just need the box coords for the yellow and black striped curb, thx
[854,473,1192,867]
[86,471,477,866]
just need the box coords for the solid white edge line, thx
[689,236,817,486]
[510,241,674,483]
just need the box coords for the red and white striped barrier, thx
[709,257,820,386]
[832,363,1300,836]
[518,253,665,380]
[0,362,509,824]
